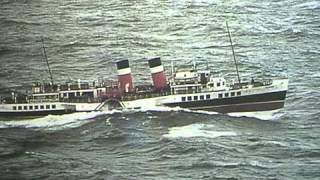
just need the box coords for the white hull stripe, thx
[117,68,132,76]
[150,65,164,74]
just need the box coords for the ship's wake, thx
[163,123,236,139]
[125,104,283,121]
[0,111,118,130]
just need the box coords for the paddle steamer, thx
[0,25,288,116]
[0,56,288,116]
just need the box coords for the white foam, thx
[163,123,236,139]
[121,102,186,113]
[0,110,118,130]
[139,105,184,112]
[186,109,219,115]
[169,0,218,6]
[124,104,220,116]
[227,110,283,120]
[295,1,320,10]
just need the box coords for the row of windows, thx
[13,104,56,111]
[181,91,242,102]
[181,94,211,102]
[209,82,225,88]
[218,91,241,98]
[62,92,81,97]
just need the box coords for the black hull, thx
[190,100,285,113]
[164,91,287,113]
[0,110,74,117]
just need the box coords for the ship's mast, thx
[226,21,241,84]
[41,37,54,85]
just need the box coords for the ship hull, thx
[188,100,285,113]
[163,91,287,113]
[0,110,72,117]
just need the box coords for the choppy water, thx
[0,0,320,179]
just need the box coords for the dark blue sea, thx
[0,0,319,179]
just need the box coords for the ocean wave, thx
[191,160,271,170]
[163,123,236,139]
[294,149,320,158]
[61,41,102,48]
[227,109,284,120]
[2,19,42,26]
[169,0,218,7]
[295,1,320,10]
[124,104,287,120]
[0,47,17,55]
[186,159,272,171]
[248,140,289,149]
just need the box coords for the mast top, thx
[41,37,54,85]
[226,21,241,84]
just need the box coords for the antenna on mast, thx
[41,37,54,85]
[171,60,175,77]
[226,21,241,84]
[206,60,209,70]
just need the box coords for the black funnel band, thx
[148,57,162,68]
[116,60,129,70]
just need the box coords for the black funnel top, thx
[148,57,162,68]
[116,60,130,70]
